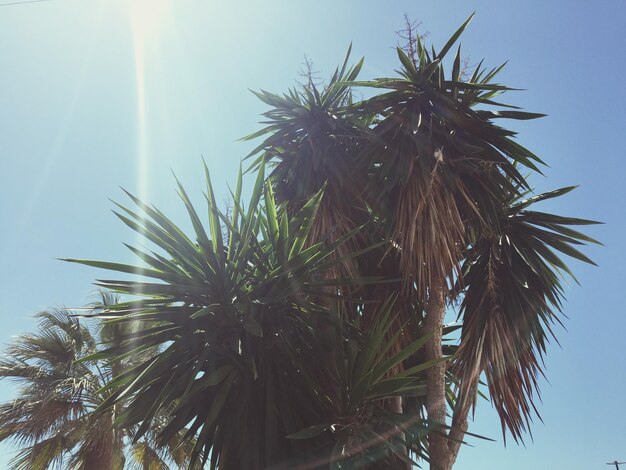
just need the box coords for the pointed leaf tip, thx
[437,12,475,60]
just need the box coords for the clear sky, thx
[0,0,624,468]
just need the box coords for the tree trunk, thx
[446,378,477,468]
[424,275,451,470]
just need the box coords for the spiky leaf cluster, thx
[66,14,600,469]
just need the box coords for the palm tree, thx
[362,19,600,469]
[245,14,600,469]
[63,164,453,468]
[0,294,195,469]
[65,14,599,470]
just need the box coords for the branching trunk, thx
[424,275,450,470]
[447,379,478,467]
[424,276,474,470]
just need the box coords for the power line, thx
[0,0,51,7]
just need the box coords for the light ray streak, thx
[128,0,168,295]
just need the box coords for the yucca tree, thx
[64,164,453,468]
[0,295,195,469]
[245,46,372,283]
[243,14,600,470]
[63,14,599,470]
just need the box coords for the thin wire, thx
[0,0,51,6]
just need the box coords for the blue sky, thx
[0,0,624,468]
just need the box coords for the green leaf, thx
[286,424,330,440]
[202,366,233,387]
[396,47,418,77]
[437,13,475,60]
[204,160,224,259]
[243,316,263,338]
[371,332,433,384]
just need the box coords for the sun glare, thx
[129,0,168,40]
[126,0,170,292]
[128,0,169,203]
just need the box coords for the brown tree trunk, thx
[424,275,451,470]
[446,378,477,468]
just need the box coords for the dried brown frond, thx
[393,155,464,297]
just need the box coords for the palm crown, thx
[0,293,195,469]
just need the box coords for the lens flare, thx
[128,0,168,298]
[129,0,168,202]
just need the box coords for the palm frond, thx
[453,187,601,441]
[64,164,380,468]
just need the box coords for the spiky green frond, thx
[58,14,599,469]
[65,164,451,468]
[242,14,599,451]
[244,49,374,284]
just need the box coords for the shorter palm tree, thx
[0,297,194,470]
[63,164,453,468]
